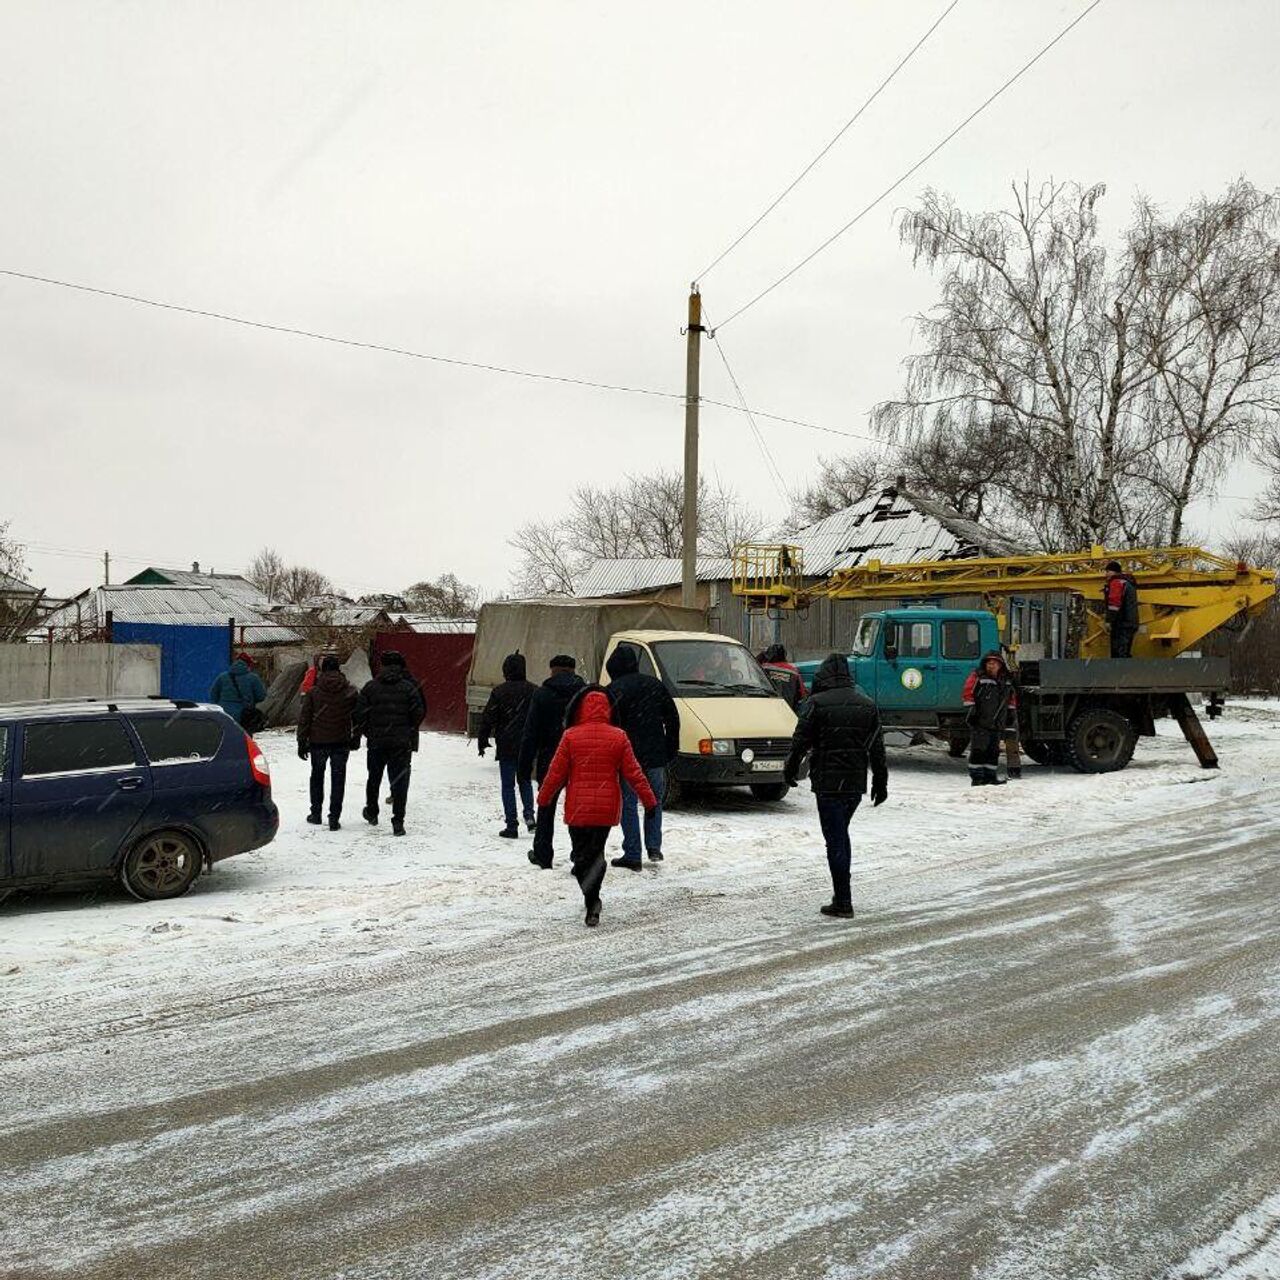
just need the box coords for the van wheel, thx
[121,831,203,901]
[663,775,684,809]
[1066,708,1137,774]
[749,783,790,802]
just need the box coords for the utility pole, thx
[681,287,703,609]
[103,550,110,585]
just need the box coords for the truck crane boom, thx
[732,544,1277,661]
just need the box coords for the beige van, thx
[600,630,800,804]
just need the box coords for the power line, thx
[715,0,1105,330]
[701,306,792,505]
[693,0,960,284]
[0,268,688,406]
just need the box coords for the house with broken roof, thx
[576,486,1069,660]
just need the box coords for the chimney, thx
[192,561,200,573]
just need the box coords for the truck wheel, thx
[121,830,203,901]
[1066,708,1137,774]
[1022,739,1068,766]
[947,735,969,758]
[749,783,790,802]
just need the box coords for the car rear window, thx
[129,715,224,764]
[22,719,137,776]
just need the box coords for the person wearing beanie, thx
[297,654,359,829]
[536,685,658,927]
[783,654,888,920]
[962,651,1018,787]
[519,655,586,869]
[355,650,426,835]
[758,642,807,708]
[478,652,538,838]
[1103,560,1140,657]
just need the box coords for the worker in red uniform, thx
[537,686,657,928]
[758,643,807,707]
[1103,560,1140,657]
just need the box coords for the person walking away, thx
[604,644,679,869]
[758,643,807,708]
[300,646,341,696]
[1103,560,1140,657]
[963,651,1018,787]
[783,653,887,920]
[210,653,268,731]
[355,650,426,836]
[537,686,658,927]
[478,652,538,839]
[297,654,359,830]
[519,655,586,869]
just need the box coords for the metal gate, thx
[112,622,232,702]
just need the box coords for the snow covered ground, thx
[2,704,1279,1278]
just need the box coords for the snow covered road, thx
[3,709,1279,1279]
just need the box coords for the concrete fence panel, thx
[0,644,162,702]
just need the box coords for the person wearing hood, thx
[210,653,268,730]
[604,644,680,869]
[962,651,1018,787]
[297,654,359,829]
[758,643,807,708]
[1103,560,1140,657]
[478,652,538,839]
[537,685,658,927]
[520,655,586,869]
[355,650,426,835]
[783,653,888,920]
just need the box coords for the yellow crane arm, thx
[732,543,1277,660]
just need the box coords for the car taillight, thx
[245,733,271,787]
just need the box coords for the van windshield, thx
[851,617,880,657]
[652,641,777,697]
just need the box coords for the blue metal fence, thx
[112,622,232,702]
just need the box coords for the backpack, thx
[230,671,266,734]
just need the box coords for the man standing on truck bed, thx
[1104,560,1140,657]
[520,655,586,869]
[963,652,1018,787]
[783,653,888,920]
[604,644,680,869]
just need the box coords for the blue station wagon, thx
[0,698,279,901]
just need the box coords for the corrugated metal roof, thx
[41,585,301,643]
[127,567,267,608]
[575,557,735,598]
[0,572,39,595]
[574,491,1022,596]
[397,615,478,634]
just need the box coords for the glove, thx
[870,781,887,807]
[297,743,309,761]
[783,771,799,790]
[349,736,361,752]
[478,742,488,758]
[644,806,658,818]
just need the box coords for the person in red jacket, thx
[962,651,1018,786]
[537,686,658,928]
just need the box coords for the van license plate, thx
[751,760,784,772]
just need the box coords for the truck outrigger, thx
[733,544,1277,773]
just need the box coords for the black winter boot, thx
[820,901,855,920]
[306,812,322,825]
[986,768,1006,787]
[499,826,519,839]
[362,806,378,825]
[970,773,989,787]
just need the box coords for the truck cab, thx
[798,609,999,730]
[600,630,800,803]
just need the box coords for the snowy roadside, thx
[2,704,1277,1003]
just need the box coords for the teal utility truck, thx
[794,607,1230,774]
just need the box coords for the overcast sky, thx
[2,0,1276,599]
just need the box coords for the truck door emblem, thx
[901,668,924,691]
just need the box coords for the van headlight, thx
[698,738,735,756]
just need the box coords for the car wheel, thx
[1066,708,1137,774]
[121,830,204,901]
[749,782,790,802]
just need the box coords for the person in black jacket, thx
[478,652,538,839]
[1103,560,1140,657]
[519,655,586,869]
[784,653,888,919]
[962,651,1018,787]
[298,655,359,830]
[355,650,426,835]
[604,643,680,869]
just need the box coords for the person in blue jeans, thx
[604,644,680,869]
[783,653,888,919]
[478,652,538,839]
